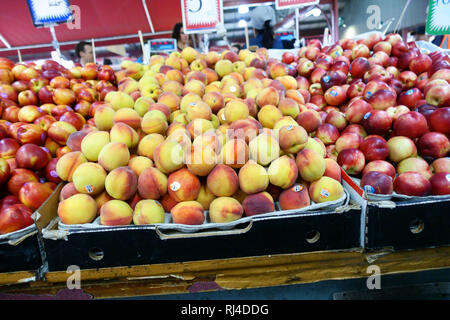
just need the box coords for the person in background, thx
[172,22,191,51]
[231,43,242,53]
[75,41,94,66]
[248,6,284,49]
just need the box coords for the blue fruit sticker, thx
[366,91,372,99]
[330,90,338,97]
[363,112,371,120]
[363,185,375,194]
[405,89,414,96]
[323,76,330,82]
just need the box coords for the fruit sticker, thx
[50,170,58,178]
[320,188,330,198]
[330,90,338,97]
[366,91,372,99]
[229,86,236,92]
[292,185,303,192]
[84,184,95,193]
[363,112,371,120]
[323,76,330,83]
[189,102,197,106]
[171,181,181,191]
[363,185,375,194]
[286,125,294,131]
[446,174,450,182]
[221,113,226,121]
[405,89,415,96]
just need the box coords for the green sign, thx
[426,0,450,35]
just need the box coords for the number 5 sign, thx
[426,0,450,35]
[181,0,224,34]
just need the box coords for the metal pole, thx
[295,8,300,41]
[49,26,61,58]
[91,38,96,64]
[0,33,11,48]
[332,0,339,43]
[142,0,155,33]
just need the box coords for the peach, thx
[110,122,139,149]
[196,184,216,210]
[66,131,90,152]
[203,91,224,114]
[296,109,322,133]
[273,116,299,131]
[303,137,326,158]
[104,91,134,111]
[397,157,432,180]
[193,133,223,153]
[215,60,233,78]
[98,142,130,172]
[94,191,113,215]
[309,176,344,203]
[238,160,269,194]
[160,193,178,212]
[180,92,202,113]
[94,105,115,130]
[113,108,141,130]
[267,155,298,189]
[72,162,107,196]
[223,99,249,122]
[58,194,97,224]
[207,164,239,197]
[100,200,133,226]
[148,103,171,121]
[324,158,342,182]
[167,168,201,202]
[279,184,311,210]
[133,199,165,225]
[157,92,180,113]
[137,133,164,160]
[137,166,168,200]
[134,96,155,117]
[227,118,262,144]
[296,149,326,182]
[278,125,308,154]
[209,197,244,222]
[128,156,153,176]
[153,140,186,174]
[257,105,283,129]
[186,145,217,176]
[255,87,279,107]
[186,100,212,121]
[242,192,274,217]
[186,118,214,139]
[249,133,280,166]
[18,181,54,211]
[56,151,88,182]
[278,98,300,118]
[48,121,76,145]
[80,130,110,162]
[141,110,168,135]
[170,201,205,225]
[59,182,79,201]
[105,166,138,200]
[221,138,249,169]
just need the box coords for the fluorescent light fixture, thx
[238,5,249,14]
[238,19,247,27]
[305,7,321,17]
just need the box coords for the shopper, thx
[248,6,283,49]
[75,41,94,66]
[172,22,190,51]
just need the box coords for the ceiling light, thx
[238,5,249,14]
[305,7,321,17]
[238,19,247,28]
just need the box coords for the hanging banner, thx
[181,0,224,34]
[275,0,319,10]
[426,0,450,35]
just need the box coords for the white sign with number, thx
[181,0,224,34]
[426,0,450,35]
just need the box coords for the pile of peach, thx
[55,48,348,227]
[0,57,118,234]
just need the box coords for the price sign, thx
[181,0,224,34]
[426,0,450,35]
[275,0,319,10]
[27,0,73,27]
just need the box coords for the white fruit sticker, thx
[447,174,450,182]
[292,185,303,192]
[171,181,181,191]
[320,188,330,198]
[84,185,95,193]
[229,86,236,92]
[189,102,197,106]
[221,113,226,120]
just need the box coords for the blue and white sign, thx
[27,0,73,27]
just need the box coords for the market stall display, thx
[0,23,449,284]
